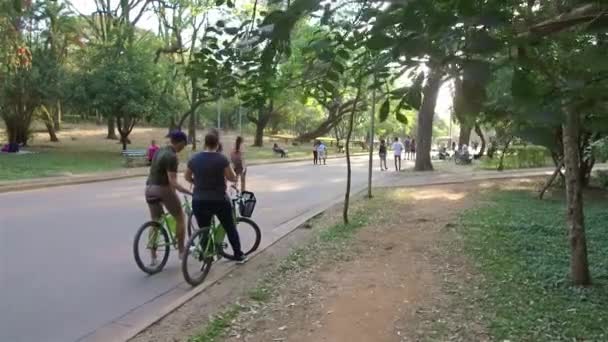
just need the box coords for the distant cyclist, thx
[185,132,247,263]
[145,131,192,262]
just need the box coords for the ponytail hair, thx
[235,136,243,152]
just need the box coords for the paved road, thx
[0,155,389,342]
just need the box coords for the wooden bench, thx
[122,149,148,168]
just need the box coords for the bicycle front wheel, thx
[133,221,171,275]
[182,227,213,287]
[220,217,261,260]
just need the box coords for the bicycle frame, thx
[151,195,192,249]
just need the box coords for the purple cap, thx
[168,130,188,144]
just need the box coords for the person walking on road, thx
[379,139,388,171]
[145,131,192,263]
[185,133,247,263]
[313,140,319,165]
[392,137,404,171]
[317,140,327,165]
[230,136,247,192]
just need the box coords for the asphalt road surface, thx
[0,154,394,342]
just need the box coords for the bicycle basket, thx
[238,191,256,218]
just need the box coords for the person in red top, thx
[147,139,160,165]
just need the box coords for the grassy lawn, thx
[460,190,608,341]
[0,124,365,181]
[0,150,123,181]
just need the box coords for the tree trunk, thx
[458,122,473,147]
[53,100,62,131]
[367,84,376,199]
[414,69,443,171]
[188,78,197,150]
[343,80,364,224]
[107,117,118,140]
[40,106,59,142]
[252,104,272,147]
[45,121,59,142]
[474,123,486,157]
[497,138,512,171]
[254,121,265,147]
[562,108,591,286]
[539,161,563,200]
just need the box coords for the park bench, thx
[122,149,148,168]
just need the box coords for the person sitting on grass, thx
[273,143,287,158]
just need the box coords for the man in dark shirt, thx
[145,131,192,261]
[185,132,246,263]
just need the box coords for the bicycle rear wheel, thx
[182,227,213,287]
[220,217,261,260]
[133,221,171,274]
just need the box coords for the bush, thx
[594,170,608,188]
[481,145,549,170]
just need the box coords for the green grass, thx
[189,305,243,342]
[0,150,123,180]
[460,190,608,341]
[0,141,363,181]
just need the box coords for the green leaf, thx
[216,20,226,28]
[332,62,345,74]
[379,99,390,122]
[226,0,235,8]
[511,68,537,101]
[322,81,336,93]
[337,49,350,60]
[366,33,393,50]
[327,70,340,82]
[467,30,501,54]
[396,112,408,125]
[215,0,225,6]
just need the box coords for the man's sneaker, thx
[234,255,248,264]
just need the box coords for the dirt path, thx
[222,183,491,342]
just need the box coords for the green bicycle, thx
[133,195,196,274]
[181,189,261,287]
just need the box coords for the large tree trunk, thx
[40,106,59,142]
[458,123,473,147]
[414,69,443,171]
[107,117,118,140]
[45,121,59,142]
[253,121,265,147]
[562,108,591,286]
[474,123,486,157]
[252,103,273,147]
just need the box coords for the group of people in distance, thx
[144,130,249,267]
[378,136,417,172]
[312,140,328,165]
